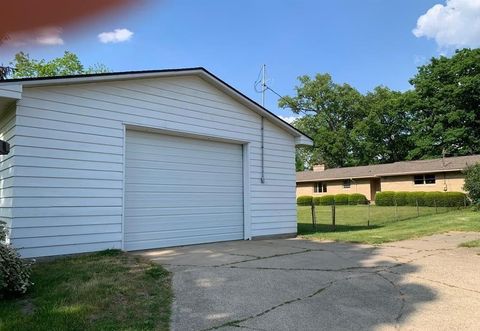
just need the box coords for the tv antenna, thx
[254,65,267,183]
[254,64,267,107]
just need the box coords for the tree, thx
[463,164,480,207]
[9,51,109,79]
[352,87,415,164]
[408,48,480,159]
[279,74,364,168]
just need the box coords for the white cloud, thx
[6,27,64,46]
[35,27,64,45]
[279,115,301,124]
[98,28,133,43]
[413,0,480,48]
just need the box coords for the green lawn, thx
[0,250,172,331]
[298,204,459,227]
[298,206,480,244]
[459,239,480,248]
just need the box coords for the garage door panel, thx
[126,154,242,168]
[125,167,243,179]
[125,232,244,251]
[124,205,244,217]
[125,159,242,173]
[125,193,243,205]
[124,213,244,231]
[126,220,243,240]
[127,133,243,154]
[124,130,244,251]
[125,171,242,184]
[126,227,244,242]
[125,196,244,209]
[125,184,240,194]
[126,148,242,163]
[127,140,242,158]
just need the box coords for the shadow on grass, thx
[0,251,172,331]
[298,223,383,235]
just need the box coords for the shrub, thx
[314,195,335,206]
[348,193,368,205]
[405,192,426,206]
[334,194,349,205]
[423,192,444,207]
[464,164,480,207]
[375,191,395,206]
[445,192,468,207]
[394,192,408,206]
[0,222,33,298]
[297,195,313,206]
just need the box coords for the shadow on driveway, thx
[136,232,480,331]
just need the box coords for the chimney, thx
[313,164,326,172]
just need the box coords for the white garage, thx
[124,130,244,251]
[0,68,312,258]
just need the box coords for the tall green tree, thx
[353,87,415,164]
[9,51,109,79]
[279,74,364,168]
[408,48,480,159]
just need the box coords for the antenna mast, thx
[261,64,266,107]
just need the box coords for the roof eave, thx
[376,168,463,177]
[296,175,376,182]
[2,68,312,144]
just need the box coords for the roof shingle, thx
[296,155,480,182]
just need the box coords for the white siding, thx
[10,75,297,257]
[0,84,22,99]
[0,105,16,238]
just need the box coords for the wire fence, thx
[298,198,469,232]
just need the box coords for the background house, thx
[0,68,312,258]
[296,155,480,201]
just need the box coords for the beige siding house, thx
[296,155,480,201]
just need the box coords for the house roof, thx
[297,154,480,182]
[0,68,313,145]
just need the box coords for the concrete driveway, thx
[137,232,480,331]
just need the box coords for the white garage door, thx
[124,130,244,251]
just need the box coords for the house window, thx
[414,174,436,185]
[314,182,327,193]
[343,179,351,189]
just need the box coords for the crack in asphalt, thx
[385,269,480,295]
[376,272,406,329]
[200,278,345,331]
[167,237,480,331]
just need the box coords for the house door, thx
[370,179,381,201]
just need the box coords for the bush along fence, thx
[297,192,469,231]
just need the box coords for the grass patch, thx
[298,208,480,244]
[459,239,480,248]
[0,250,172,331]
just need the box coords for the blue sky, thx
[0,0,472,119]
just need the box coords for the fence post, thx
[367,203,371,227]
[311,200,317,231]
[331,201,336,231]
[416,198,420,217]
[394,197,398,221]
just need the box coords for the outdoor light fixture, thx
[0,140,10,155]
